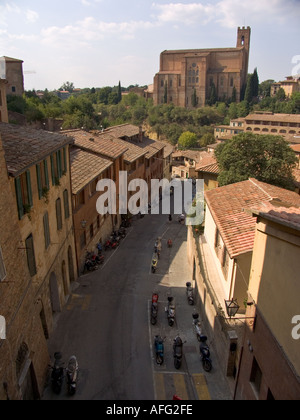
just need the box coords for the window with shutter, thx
[63,189,70,219]
[43,212,51,249]
[25,234,37,276]
[56,198,62,230]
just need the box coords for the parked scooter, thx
[154,336,165,365]
[118,227,127,239]
[104,237,118,251]
[173,336,185,370]
[166,296,175,327]
[200,335,212,372]
[49,352,64,395]
[151,293,159,325]
[66,355,79,396]
[186,282,194,305]
[192,313,202,342]
[151,255,158,273]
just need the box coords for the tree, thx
[164,82,168,104]
[231,86,237,103]
[117,81,122,104]
[215,132,297,190]
[192,89,198,107]
[207,82,217,106]
[178,131,198,149]
[59,81,74,92]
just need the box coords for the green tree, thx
[192,89,198,107]
[59,81,74,92]
[164,82,168,104]
[215,132,297,190]
[178,131,198,149]
[117,81,122,104]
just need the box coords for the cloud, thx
[25,10,39,24]
[151,0,300,28]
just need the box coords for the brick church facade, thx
[153,26,251,108]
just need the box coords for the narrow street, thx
[43,210,231,400]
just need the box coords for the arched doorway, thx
[49,272,61,313]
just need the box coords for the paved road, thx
[43,210,232,400]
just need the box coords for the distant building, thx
[153,27,251,108]
[271,75,300,98]
[0,56,24,96]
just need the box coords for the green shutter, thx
[44,159,49,189]
[36,164,42,199]
[43,212,51,249]
[26,170,33,207]
[63,147,67,174]
[15,177,24,219]
[57,150,62,178]
[50,155,55,186]
[63,189,70,219]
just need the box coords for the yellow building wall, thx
[249,220,300,376]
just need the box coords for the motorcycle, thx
[104,238,118,251]
[200,335,212,372]
[192,313,202,342]
[186,282,194,305]
[166,296,175,327]
[151,293,159,325]
[118,227,127,239]
[151,255,158,273]
[167,239,173,248]
[49,352,64,395]
[154,336,165,365]
[84,252,99,272]
[66,355,79,396]
[154,238,161,259]
[173,336,185,370]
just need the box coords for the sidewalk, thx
[150,219,232,400]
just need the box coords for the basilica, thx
[153,27,251,108]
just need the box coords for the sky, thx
[0,0,299,91]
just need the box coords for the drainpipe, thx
[229,259,237,300]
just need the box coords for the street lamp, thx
[225,299,240,319]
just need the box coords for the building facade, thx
[0,132,49,400]
[0,57,24,97]
[153,27,251,108]
[0,123,77,342]
[234,205,300,400]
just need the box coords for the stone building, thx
[0,132,49,400]
[0,57,24,97]
[0,123,77,348]
[153,27,251,108]
[234,204,300,400]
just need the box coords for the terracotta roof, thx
[291,144,300,153]
[196,154,219,174]
[173,150,201,162]
[70,147,112,194]
[251,202,300,231]
[0,123,73,177]
[245,113,300,124]
[110,137,147,163]
[104,124,141,138]
[62,129,128,160]
[205,178,300,258]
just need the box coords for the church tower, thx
[237,26,251,54]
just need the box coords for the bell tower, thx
[237,26,251,54]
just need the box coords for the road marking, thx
[192,374,211,400]
[154,373,167,401]
[173,374,189,400]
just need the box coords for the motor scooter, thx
[151,255,158,273]
[166,296,175,326]
[167,239,173,248]
[66,355,79,396]
[154,336,165,365]
[173,336,185,370]
[200,335,212,372]
[186,282,194,305]
[151,293,159,325]
[49,352,64,395]
[192,313,202,342]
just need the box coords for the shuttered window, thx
[15,170,33,219]
[63,189,70,219]
[36,160,50,199]
[25,234,37,277]
[56,198,62,231]
[43,212,51,249]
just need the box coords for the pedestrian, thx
[169,214,172,222]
